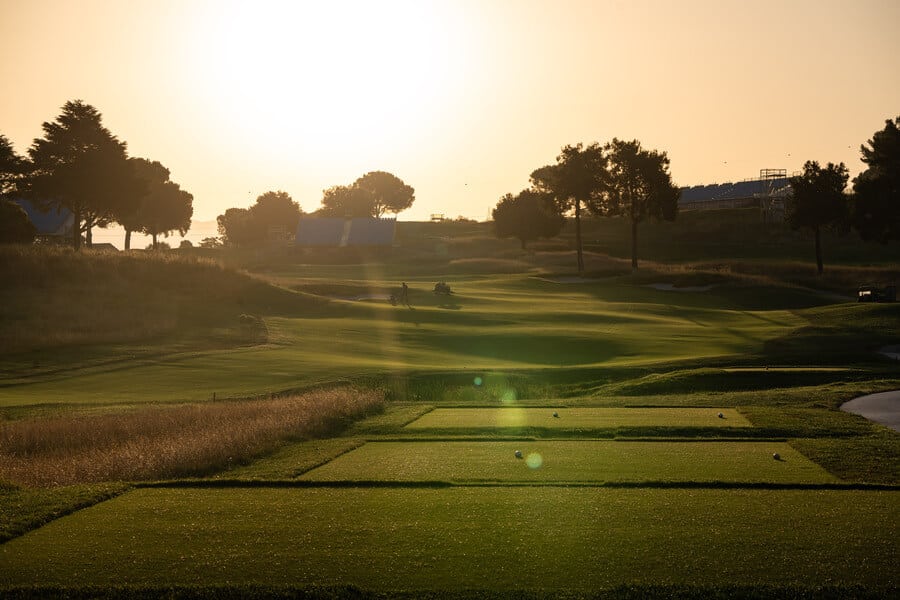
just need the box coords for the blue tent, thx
[11,199,74,236]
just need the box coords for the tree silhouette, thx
[853,116,900,244]
[25,101,143,249]
[787,161,849,275]
[353,171,415,217]
[141,181,193,249]
[317,185,375,218]
[119,158,170,249]
[492,189,564,249]
[0,134,25,199]
[250,190,302,240]
[531,143,609,273]
[602,139,679,271]
[0,200,36,244]
[217,207,261,247]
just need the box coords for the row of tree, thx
[786,116,900,274]
[216,171,415,247]
[0,100,193,249]
[493,139,680,271]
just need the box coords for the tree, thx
[250,190,302,239]
[317,185,375,218]
[0,134,25,199]
[0,200,36,244]
[118,158,169,250]
[25,100,143,250]
[141,181,193,249]
[217,207,261,247]
[853,116,900,244]
[353,171,415,217]
[492,189,564,249]
[787,161,850,275]
[530,143,609,273]
[602,139,679,271]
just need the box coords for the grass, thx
[1,487,896,590]
[299,440,838,484]
[1,237,899,595]
[0,387,384,486]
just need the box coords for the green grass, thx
[1,487,896,590]
[404,408,752,430]
[299,440,837,484]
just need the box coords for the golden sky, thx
[2,0,899,221]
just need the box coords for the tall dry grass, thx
[0,387,384,487]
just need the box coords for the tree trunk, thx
[86,224,93,248]
[631,218,639,272]
[72,207,82,250]
[574,199,584,273]
[124,229,132,250]
[815,225,823,275]
[152,233,158,250]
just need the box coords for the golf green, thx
[299,440,837,484]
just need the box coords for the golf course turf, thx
[1,240,898,597]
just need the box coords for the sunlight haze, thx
[2,0,898,222]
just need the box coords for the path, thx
[841,390,900,432]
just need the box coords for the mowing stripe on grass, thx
[299,441,837,484]
[404,407,751,430]
[1,487,895,590]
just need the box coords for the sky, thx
[2,0,899,223]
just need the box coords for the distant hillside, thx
[0,246,327,356]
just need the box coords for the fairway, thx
[299,440,837,484]
[405,407,753,430]
[1,487,895,590]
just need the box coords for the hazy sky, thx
[2,0,899,221]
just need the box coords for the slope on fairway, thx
[299,441,837,484]
[0,277,809,408]
[1,487,895,590]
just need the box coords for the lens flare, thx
[473,377,483,386]
[526,452,543,469]
[500,388,517,404]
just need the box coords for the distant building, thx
[295,217,396,247]
[12,199,74,241]
[679,169,792,221]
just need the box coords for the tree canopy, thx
[788,161,849,275]
[0,200,36,244]
[316,171,414,218]
[0,134,25,199]
[602,139,679,270]
[853,116,900,243]
[353,171,415,217]
[25,100,143,249]
[492,189,564,249]
[530,143,609,272]
[216,191,301,246]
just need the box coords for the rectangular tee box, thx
[299,440,836,484]
[404,408,752,430]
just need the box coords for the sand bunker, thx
[878,345,900,361]
[841,390,900,432]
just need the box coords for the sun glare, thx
[185,1,471,163]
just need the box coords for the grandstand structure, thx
[295,217,396,247]
[679,169,792,221]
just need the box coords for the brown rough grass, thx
[0,387,384,487]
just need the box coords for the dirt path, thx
[841,390,900,432]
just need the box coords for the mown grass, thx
[0,387,384,487]
[2,487,896,590]
[299,440,837,484]
[0,481,128,543]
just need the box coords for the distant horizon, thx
[3,1,898,222]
